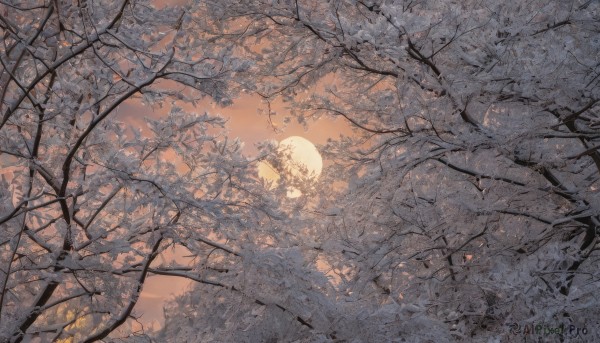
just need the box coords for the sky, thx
[0,0,356,331]
[119,92,353,155]
[121,72,354,330]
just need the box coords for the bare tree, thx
[0,1,284,341]
[160,0,600,341]
[4,0,600,341]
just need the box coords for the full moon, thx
[258,136,323,197]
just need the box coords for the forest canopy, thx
[1,0,599,342]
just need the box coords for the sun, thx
[258,136,323,197]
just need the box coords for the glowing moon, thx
[258,136,323,197]
[279,136,323,178]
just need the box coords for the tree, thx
[0,0,287,341]
[3,0,600,342]
[161,0,600,341]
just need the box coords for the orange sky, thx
[123,83,354,330]
[119,92,353,153]
[118,0,357,330]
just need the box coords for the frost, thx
[3,0,600,342]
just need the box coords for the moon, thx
[279,136,323,178]
[258,136,323,197]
